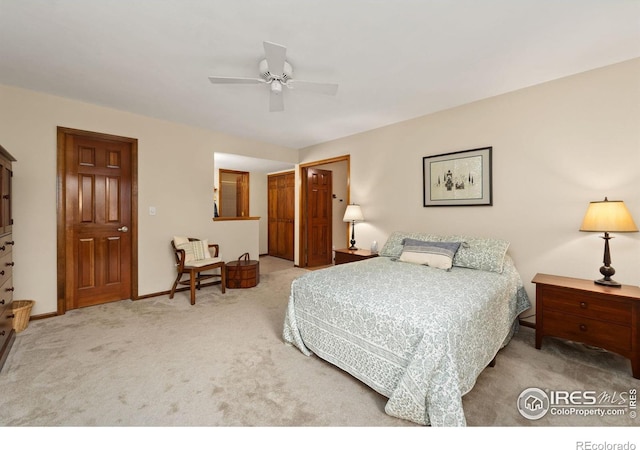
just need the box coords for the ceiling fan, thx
[208,41,338,112]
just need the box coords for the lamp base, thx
[348,223,357,251]
[594,278,622,288]
[594,264,621,287]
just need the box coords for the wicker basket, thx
[12,300,35,333]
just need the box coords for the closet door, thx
[268,172,294,260]
[280,172,294,260]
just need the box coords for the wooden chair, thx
[169,237,226,305]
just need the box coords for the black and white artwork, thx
[423,147,492,206]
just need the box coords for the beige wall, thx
[251,172,269,255]
[2,58,638,318]
[299,58,640,316]
[212,169,269,255]
[0,84,297,315]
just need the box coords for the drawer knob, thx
[579,302,588,309]
[5,262,13,267]
[0,270,4,276]
[5,287,14,292]
[579,324,588,332]
[5,241,14,246]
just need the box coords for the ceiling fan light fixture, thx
[259,59,292,82]
[209,41,338,112]
[270,80,283,94]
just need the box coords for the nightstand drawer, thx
[542,286,632,324]
[544,309,632,355]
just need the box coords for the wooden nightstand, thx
[532,273,640,379]
[334,248,378,265]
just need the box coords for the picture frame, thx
[423,147,492,207]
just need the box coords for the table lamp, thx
[343,204,364,250]
[579,197,638,287]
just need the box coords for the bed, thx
[283,231,531,426]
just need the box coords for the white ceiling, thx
[1,1,638,150]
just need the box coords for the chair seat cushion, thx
[184,257,223,268]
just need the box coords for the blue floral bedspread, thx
[283,255,530,426]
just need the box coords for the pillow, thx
[398,238,461,270]
[173,235,190,246]
[176,239,212,263]
[379,231,441,258]
[442,235,510,273]
[379,231,510,273]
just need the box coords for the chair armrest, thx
[174,248,187,270]
[208,243,220,257]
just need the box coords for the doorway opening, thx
[299,155,350,268]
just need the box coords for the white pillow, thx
[173,236,190,246]
[176,239,212,262]
[398,239,461,270]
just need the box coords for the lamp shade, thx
[343,204,364,222]
[580,198,638,232]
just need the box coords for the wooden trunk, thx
[226,254,259,289]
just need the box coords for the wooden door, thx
[59,128,136,310]
[268,172,294,260]
[305,168,332,267]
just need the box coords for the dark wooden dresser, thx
[532,273,640,379]
[0,145,16,372]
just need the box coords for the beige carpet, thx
[1,257,638,430]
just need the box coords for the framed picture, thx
[423,147,492,207]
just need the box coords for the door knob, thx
[117,226,129,232]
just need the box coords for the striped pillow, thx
[177,239,212,263]
[398,238,461,270]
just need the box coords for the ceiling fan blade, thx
[208,76,265,85]
[287,79,338,96]
[269,91,284,112]
[263,41,286,77]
